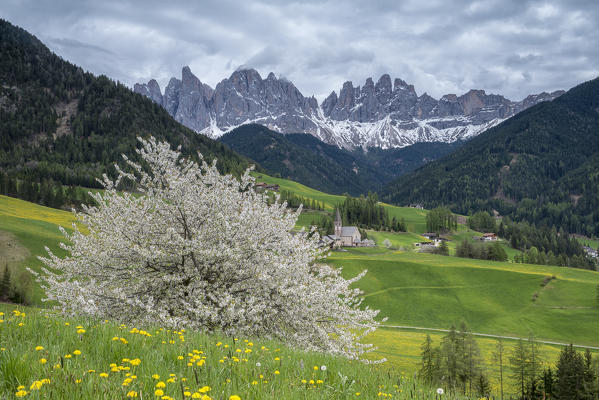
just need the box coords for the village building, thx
[334,209,361,246]
[482,233,498,241]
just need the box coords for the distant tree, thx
[468,211,496,233]
[542,368,555,399]
[419,335,439,385]
[0,264,11,300]
[510,339,529,399]
[494,339,506,400]
[434,240,450,256]
[474,373,491,398]
[554,344,585,400]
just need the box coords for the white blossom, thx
[31,137,385,361]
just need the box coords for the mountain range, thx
[218,124,460,196]
[135,67,564,149]
[382,77,599,237]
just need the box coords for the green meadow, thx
[2,183,599,397]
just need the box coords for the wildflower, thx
[65,354,72,359]
[198,386,211,393]
[40,358,47,364]
[130,358,141,366]
[155,381,166,388]
[437,388,444,395]
[313,366,318,370]
[155,389,164,397]
[152,374,160,380]
[30,381,43,390]
[76,328,86,334]
[35,346,44,351]
[127,391,138,398]
[191,394,202,399]
[229,396,241,400]
[251,380,258,385]
[301,379,307,384]
[274,357,280,361]
[274,370,280,375]
[216,342,222,346]
[320,365,327,371]
[73,350,81,355]
[15,390,28,397]
[177,355,184,360]
[255,362,261,367]
[309,379,315,384]
[316,379,323,384]
[184,391,191,397]
[99,373,109,378]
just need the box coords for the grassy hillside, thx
[0,195,76,303]
[330,248,599,347]
[0,304,446,400]
[381,77,599,237]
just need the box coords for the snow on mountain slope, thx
[135,67,563,150]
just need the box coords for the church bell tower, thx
[334,208,342,237]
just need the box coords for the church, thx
[321,209,361,247]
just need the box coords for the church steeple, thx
[334,208,342,237]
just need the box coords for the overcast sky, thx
[2,0,598,101]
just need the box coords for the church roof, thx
[340,226,359,237]
[335,208,342,223]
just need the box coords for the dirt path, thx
[382,324,599,350]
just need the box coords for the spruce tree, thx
[493,339,505,400]
[555,344,584,400]
[510,339,529,399]
[0,264,11,300]
[542,368,554,399]
[419,334,439,385]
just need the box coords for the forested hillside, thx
[382,78,599,236]
[219,124,459,195]
[0,19,251,206]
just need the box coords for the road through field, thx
[383,324,599,350]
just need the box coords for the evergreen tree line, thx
[338,192,406,232]
[278,190,325,211]
[0,264,33,305]
[456,240,508,262]
[466,211,595,269]
[426,207,458,233]
[420,326,599,399]
[0,172,94,210]
[498,218,596,270]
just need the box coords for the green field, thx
[329,249,599,347]
[2,192,598,397]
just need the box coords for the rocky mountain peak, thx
[135,68,564,150]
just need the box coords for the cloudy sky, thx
[2,0,598,101]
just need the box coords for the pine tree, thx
[526,334,543,398]
[555,344,585,400]
[510,339,529,399]
[582,349,597,399]
[441,325,460,390]
[419,334,439,385]
[542,368,554,399]
[0,264,11,300]
[474,373,491,398]
[494,339,505,400]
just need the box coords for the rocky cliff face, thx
[135,67,564,149]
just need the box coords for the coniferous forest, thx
[382,78,599,238]
[0,19,251,209]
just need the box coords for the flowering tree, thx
[33,137,384,360]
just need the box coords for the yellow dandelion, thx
[99,373,109,378]
[39,358,47,364]
[229,396,241,400]
[155,381,166,388]
[127,391,138,398]
[35,346,44,351]
[73,350,81,355]
[154,389,164,397]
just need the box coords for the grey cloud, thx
[0,0,598,101]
